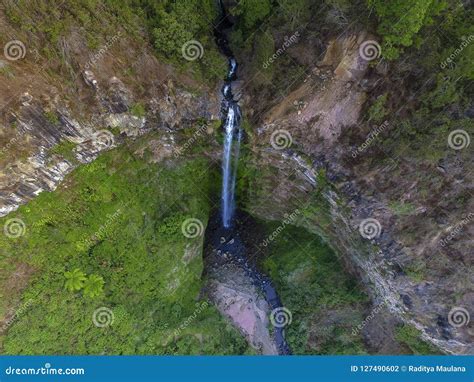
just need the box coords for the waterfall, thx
[221,58,241,228]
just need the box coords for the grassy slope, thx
[0,137,249,355]
[261,223,370,354]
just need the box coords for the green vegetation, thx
[367,94,388,123]
[135,0,227,81]
[4,0,226,83]
[129,102,146,118]
[0,137,249,354]
[388,201,416,216]
[367,0,447,59]
[262,223,370,354]
[395,324,440,354]
[48,140,78,163]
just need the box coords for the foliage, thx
[83,275,105,298]
[0,136,249,354]
[395,325,440,354]
[130,102,146,118]
[230,0,272,30]
[367,94,388,123]
[262,223,370,354]
[64,269,87,292]
[366,0,448,59]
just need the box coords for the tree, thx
[64,269,86,292]
[83,274,105,298]
[367,0,447,59]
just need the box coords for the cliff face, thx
[0,41,219,217]
[1,2,472,355]
[240,33,473,354]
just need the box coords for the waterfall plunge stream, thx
[205,1,290,355]
[221,58,241,228]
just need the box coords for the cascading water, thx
[206,0,291,355]
[220,59,241,228]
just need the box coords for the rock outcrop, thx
[243,33,473,354]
